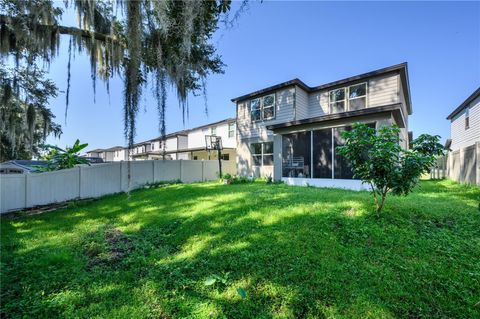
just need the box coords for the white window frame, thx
[329,88,347,114]
[262,142,274,166]
[211,126,217,136]
[262,94,276,121]
[329,83,368,114]
[251,142,263,166]
[251,142,274,167]
[228,123,235,138]
[250,94,276,122]
[250,98,262,122]
[347,82,368,111]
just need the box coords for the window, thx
[263,94,275,120]
[329,88,346,113]
[250,98,261,121]
[348,83,367,110]
[251,142,273,166]
[115,151,119,157]
[263,142,274,165]
[151,143,155,151]
[329,83,368,113]
[465,107,470,129]
[211,126,217,136]
[228,123,235,138]
[250,94,275,122]
[221,154,230,161]
[193,156,198,160]
[251,143,262,166]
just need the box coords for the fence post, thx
[24,174,28,209]
[78,166,82,199]
[202,160,205,181]
[152,160,155,183]
[180,160,183,182]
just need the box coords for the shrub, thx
[336,123,444,213]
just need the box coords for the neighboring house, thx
[232,63,412,189]
[86,146,125,162]
[89,118,237,162]
[0,160,49,174]
[175,118,236,161]
[446,87,480,184]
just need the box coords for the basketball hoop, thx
[205,135,224,177]
[205,135,223,151]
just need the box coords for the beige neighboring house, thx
[232,63,412,189]
[446,87,480,184]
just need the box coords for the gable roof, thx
[446,87,480,120]
[231,63,412,115]
[0,160,49,172]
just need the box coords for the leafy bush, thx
[336,123,444,213]
[38,139,89,171]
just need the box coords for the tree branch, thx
[0,15,123,45]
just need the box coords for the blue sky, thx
[45,1,480,150]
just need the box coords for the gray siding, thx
[237,87,295,140]
[308,73,400,118]
[368,73,400,107]
[295,86,309,120]
[450,95,480,151]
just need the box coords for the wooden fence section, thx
[0,160,235,213]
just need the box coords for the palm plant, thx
[40,139,89,171]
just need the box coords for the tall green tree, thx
[0,0,244,152]
[0,62,61,161]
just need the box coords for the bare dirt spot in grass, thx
[83,226,133,269]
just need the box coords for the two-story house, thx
[88,118,237,162]
[446,87,480,184]
[232,63,412,189]
[86,146,125,162]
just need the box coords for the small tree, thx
[336,123,444,213]
[39,139,89,171]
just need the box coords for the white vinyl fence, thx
[0,160,235,213]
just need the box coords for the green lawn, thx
[1,180,479,318]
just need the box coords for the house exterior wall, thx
[236,71,407,178]
[450,95,480,151]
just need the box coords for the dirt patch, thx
[83,226,133,269]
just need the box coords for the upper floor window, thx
[250,98,261,121]
[348,83,367,110]
[151,143,155,150]
[465,107,470,129]
[329,83,367,113]
[250,94,275,122]
[211,126,217,136]
[228,123,235,138]
[329,88,346,113]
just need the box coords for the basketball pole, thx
[217,147,222,178]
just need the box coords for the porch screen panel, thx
[312,128,333,178]
[282,132,311,178]
[334,126,354,179]
[334,123,375,179]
